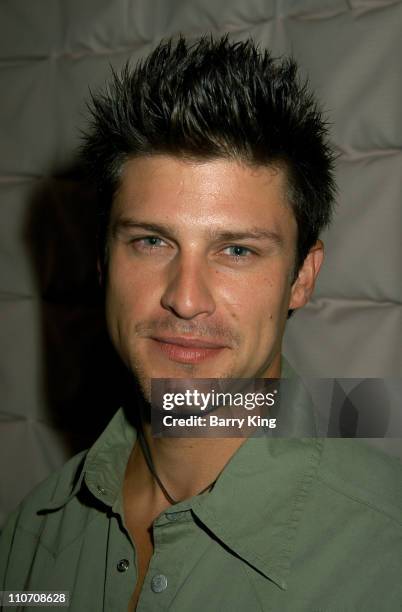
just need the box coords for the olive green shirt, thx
[1,394,402,610]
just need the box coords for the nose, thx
[160,254,216,320]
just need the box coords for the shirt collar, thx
[40,356,322,589]
[40,409,136,512]
[83,408,136,510]
[189,436,324,589]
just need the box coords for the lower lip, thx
[152,339,225,364]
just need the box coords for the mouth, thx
[149,335,227,364]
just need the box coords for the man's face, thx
[105,155,316,400]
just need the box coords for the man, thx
[1,36,401,611]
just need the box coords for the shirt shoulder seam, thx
[317,472,402,528]
[13,523,57,559]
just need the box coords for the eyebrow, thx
[112,218,284,247]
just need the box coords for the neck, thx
[151,427,246,499]
[125,423,246,509]
[124,355,282,509]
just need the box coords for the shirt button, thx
[151,574,168,593]
[117,559,130,572]
[96,485,106,495]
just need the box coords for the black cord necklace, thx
[137,428,217,505]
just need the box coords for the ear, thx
[289,240,324,310]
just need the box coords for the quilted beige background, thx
[0,0,401,527]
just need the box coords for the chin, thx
[132,361,233,403]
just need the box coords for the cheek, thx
[249,275,291,334]
[105,255,149,326]
[215,265,291,324]
[215,268,261,306]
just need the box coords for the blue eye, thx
[129,235,168,253]
[134,236,165,248]
[225,245,252,257]
[143,236,163,247]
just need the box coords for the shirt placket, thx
[135,510,192,612]
[103,512,136,612]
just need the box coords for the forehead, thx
[112,155,296,241]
